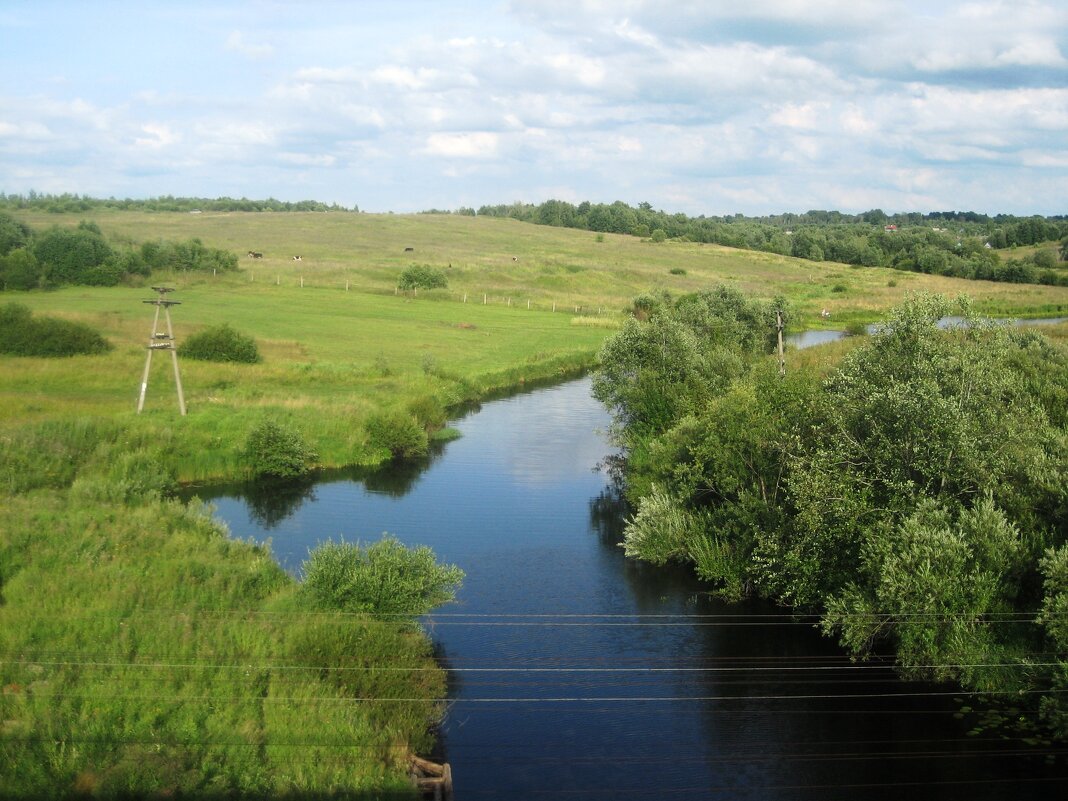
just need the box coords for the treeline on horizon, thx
[471,199,1068,287]
[0,192,355,214]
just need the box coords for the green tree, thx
[824,497,1025,691]
[0,248,41,291]
[32,224,115,285]
[760,294,1065,607]
[0,211,32,256]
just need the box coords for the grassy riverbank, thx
[3,209,1068,797]
[1,285,605,482]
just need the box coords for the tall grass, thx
[0,491,444,798]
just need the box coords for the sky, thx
[1,0,1066,216]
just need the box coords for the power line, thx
[20,688,1068,705]
[2,657,1061,674]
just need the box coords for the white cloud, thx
[423,132,499,158]
[278,152,337,167]
[134,123,179,149]
[225,31,274,60]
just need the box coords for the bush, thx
[0,303,111,357]
[243,420,317,478]
[398,264,448,290]
[182,324,260,363]
[300,535,464,615]
[32,224,115,285]
[0,211,32,256]
[140,238,239,273]
[365,410,429,460]
[651,228,667,243]
[0,248,41,291]
[669,267,686,276]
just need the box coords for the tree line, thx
[0,192,355,214]
[470,200,1068,287]
[0,213,238,290]
[594,287,1068,739]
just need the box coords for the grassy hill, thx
[14,209,1068,326]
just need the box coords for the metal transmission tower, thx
[137,286,186,415]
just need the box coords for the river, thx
[192,377,1068,799]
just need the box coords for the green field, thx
[13,209,1068,327]
[3,209,1068,798]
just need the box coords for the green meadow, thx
[3,209,1068,798]
[15,209,1068,327]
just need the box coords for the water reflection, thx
[242,477,317,528]
[587,485,629,548]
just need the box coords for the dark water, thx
[191,378,1068,799]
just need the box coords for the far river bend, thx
[192,377,1068,800]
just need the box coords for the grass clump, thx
[0,302,110,357]
[181,323,260,363]
[398,263,448,290]
[301,535,464,615]
[365,410,429,460]
[243,420,318,478]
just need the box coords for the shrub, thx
[398,264,448,290]
[182,324,260,363]
[831,283,848,293]
[300,535,464,615]
[669,267,686,275]
[651,228,667,243]
[0,211,32,256]
[243,420,317,478]
[140,238,239,273]
[32,224,115,285]
[365,410,429,460]
[0,303,111,357]
[0,248,41,290]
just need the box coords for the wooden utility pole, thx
[776,308,786,377]
[137,286,186,415]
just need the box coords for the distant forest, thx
[0,192,355,214]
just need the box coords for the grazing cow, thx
[248,251,263,259]
[292,255,302,261]
[404,246,414,252]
